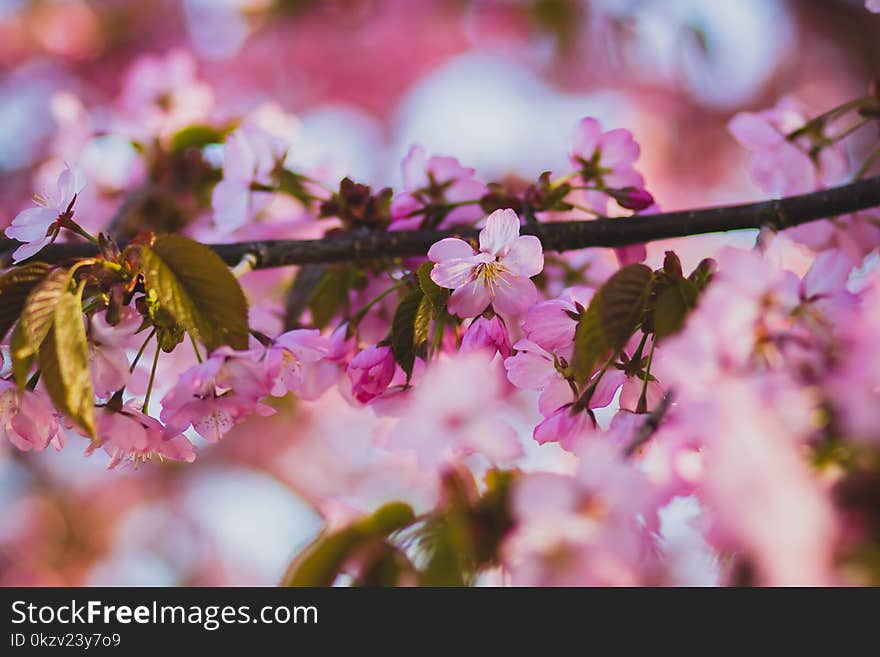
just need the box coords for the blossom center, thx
[474,261,509,293]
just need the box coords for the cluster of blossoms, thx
[3,28,880,587]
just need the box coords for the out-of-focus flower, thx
[867,0,880,13]
[265,329,332,398]
[5,164,85,262]
[533,404,597,451]
[0,380,62,452]
[503,441,658,586]
[386,352,521,468]
[460,315,511,358]
[826,274,880,442]
[429,208,543,318]
[212,123,291,233]
[694,378,837,585]
[347,344,397,403]
[160,349,274,442]
[797,249,858,320]
[119,50,213,139]
[570,117,645,190]
[728,97,849,197]
[89,402,195,469]
[389,145,486,230]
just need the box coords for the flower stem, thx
[141,341,161,414]
[636,338,656,414]
[130,328,157,373]
[64,219,99,244]
[190,333,203,363]
[853,145,880,182]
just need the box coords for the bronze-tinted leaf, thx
[0,262,50,342]
[138,235,249,351]
[38,288,95,437]
[11,267,72,386]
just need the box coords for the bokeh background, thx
[1,0,878,585]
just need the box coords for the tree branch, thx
[3,176,880,269]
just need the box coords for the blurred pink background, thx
[1,0,878,585]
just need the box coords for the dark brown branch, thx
[3,176,880,269]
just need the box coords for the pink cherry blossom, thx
[346,344,397,403]
[428,208,543,318]
[389,145,486,230]
[89,402,196,469]
[694,378,837,585]
[212,123,291,233]
[867,0,880,13]
[570,117,645,190]
[159,349,275,442]
[460,315,511,358]
[0,380,63,452]
[797,248,858,320]
[386,353,521,469]
[88,308,142,398]
[503,441,658,586]
[728,97,849,196]
[825,275,880,442]
[503,339,572,415]
[265,329,332,398]
[119,50,213,139]
[533,404,597,452]
[519,288,592,357]
[5,165,85,262]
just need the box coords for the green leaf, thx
[352,543,415,587]
[138,235,249,351]
[0,262,50,342]
[390,288,424,379]
[414,295,433,351]
[11,267,72,386]
[417,261,450,316]
[653,285,688,339]
[570,264,653,385]
[570,299,605,386]
[169,124,231,152]
[597,264,653,349]
[38,287,95,437]
[282,502,415,587]
[308,266,351,330]
[653,278,700,340]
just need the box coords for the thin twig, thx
[624,391,674,458]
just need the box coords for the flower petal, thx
[11,235,52,262]
[599,128,639,168]
[500,235,544,277]
[448,278,491,317]
[479,208,520,256]
[491,275,537,317]
[430,258,477,290]
[427,237,474,262]
[7,207,58,240]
